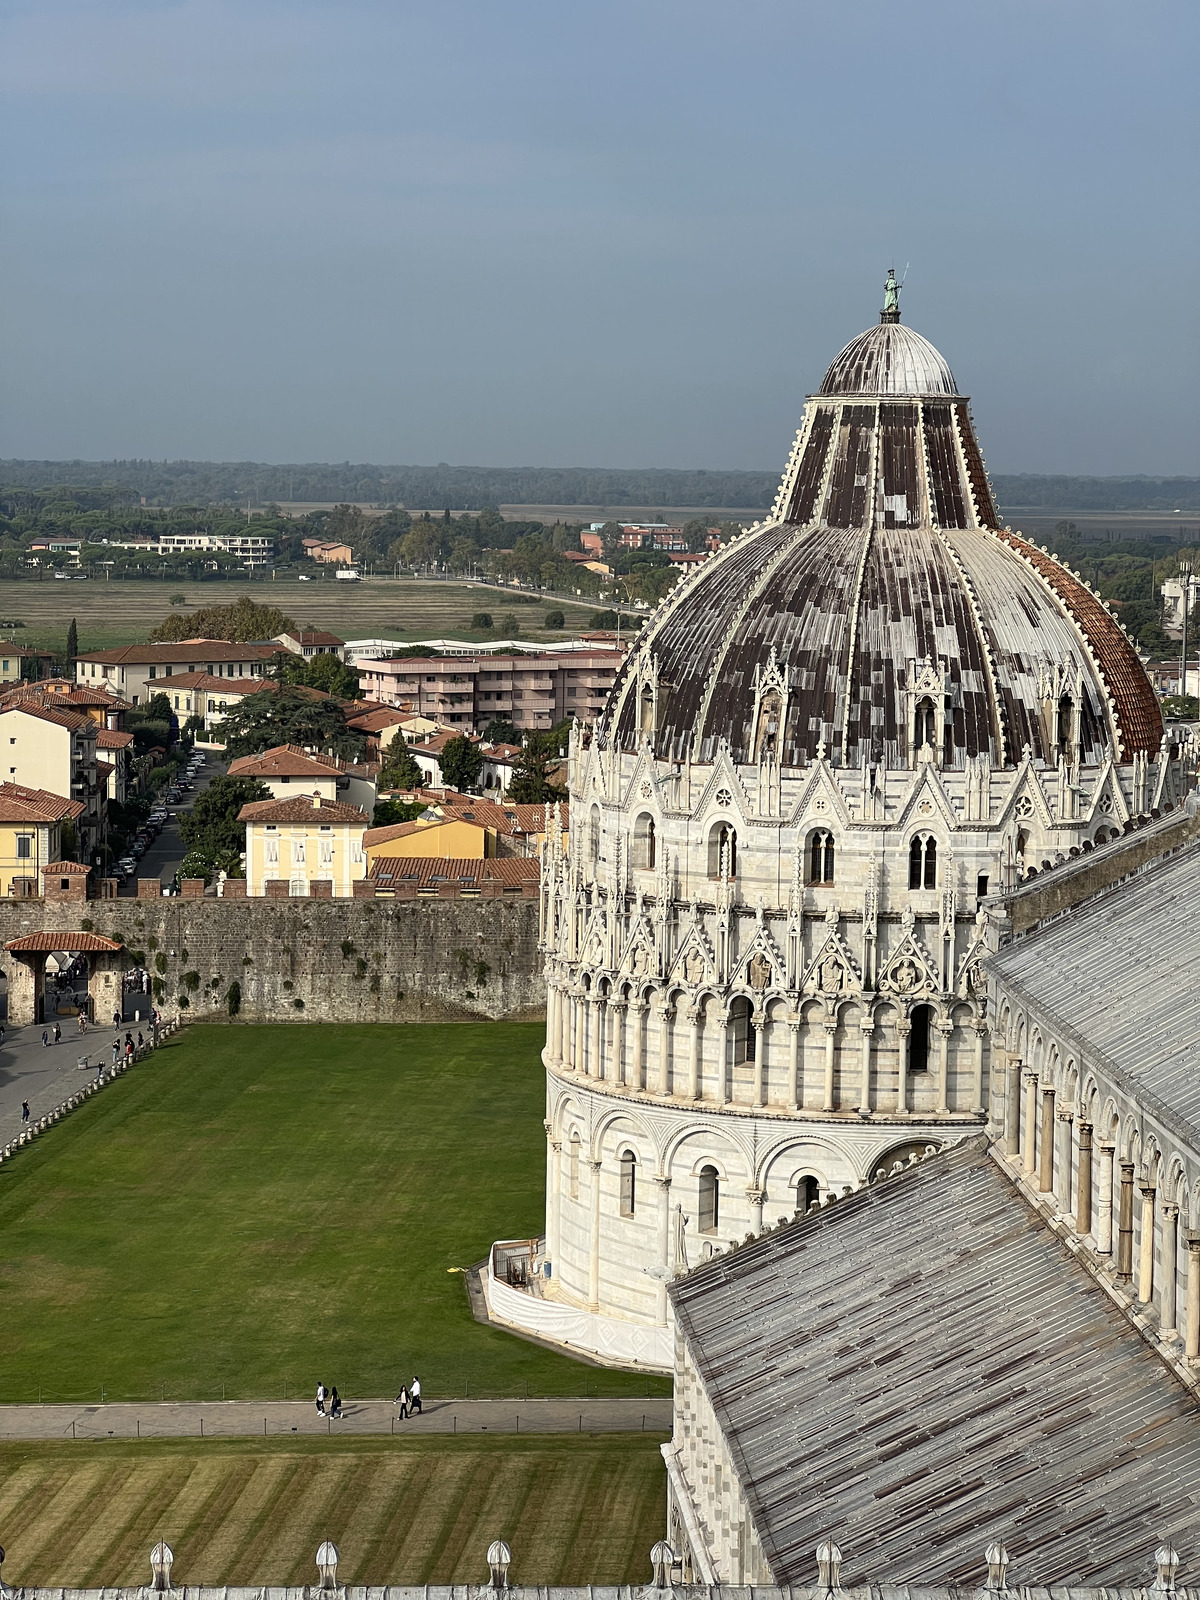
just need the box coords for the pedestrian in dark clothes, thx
[53,1023,61,1045]
[395,1385,409,1421]
[21,1099,30,1123]
[330,1387,342,1419]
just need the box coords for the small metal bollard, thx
[650,1540,675,1589]
[316,1541,339,1592]
[150,1540,173,1592]
[488,1539,512,1591]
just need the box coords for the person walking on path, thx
[21,1099,29,1124]
[395,1384,409,1421]
[53,1022,61,1045]
[410,1376,422,1415]
[41,1028,49,1047]
[112,1009,120,1028]
[0,1023,6,1047]
[111,1039,120,1066]
[330,1387,342,1419]
[95,1058,104,1081]
[315,1383,326,1415]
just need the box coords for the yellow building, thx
[229,744,341,801]
[364,813,498,864]
[0,782,86,896]
[239,793,368,897]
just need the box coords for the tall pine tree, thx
[66,617,78,669]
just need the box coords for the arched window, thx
[909,1004,933,1073]
[798,1174,820,1213]
[908,833,937,889]
[568,1131,580,1200]
[807,829,835,885]
[698,1165,720,1234]
[588,805,601,867]
[914,696,937,751]
[707,822,737,879]
[1057,695,1074,758]
[620,1149,637,1217]
[633,813,656,870]
[729,996,756,1064]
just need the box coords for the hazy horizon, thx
[2,2,1197,478]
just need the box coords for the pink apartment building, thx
[357,650,623,731]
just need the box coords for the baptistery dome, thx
[605,312,1161,771]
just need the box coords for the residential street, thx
[119,750,226,894]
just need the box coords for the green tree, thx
[302,652,362,700]
[589,609,620,629]
[544,609,564,628]
[439,734,484,792]
[682,518,712,553]
[598,520,624,557]
[378,731,424,791]
[372,798,428,826]
[149,596,294,644]
[471,612,494,630]
[507,742,567,803]
[180,775,271,872]
[219,687,365,761]
[481,718,520,744]
[169,592,187,606]
[66,616,78,665]
[179,849,215,885]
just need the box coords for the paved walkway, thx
[0,1397,672,1441]
[0,1023,109,1147]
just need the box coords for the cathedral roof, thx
[605,309,1161,770]
[669,1137,1200,1588]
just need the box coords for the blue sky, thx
[1,0,1197,473]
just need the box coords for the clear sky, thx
[1,0,1197,475]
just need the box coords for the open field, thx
[0,1022,669,1402]
[0,1434,667,1586]
[2,578,603,656]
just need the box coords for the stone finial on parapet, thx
[316,1540,339,1591]
[150,1540,173,1592]
[1153,1546,1180,1593]
[649,1540,675,1589]
[816,1538,842,1593]
[488,1539,512,1590]
[984,1540,1009,1591]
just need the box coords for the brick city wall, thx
[0,899,545,1024]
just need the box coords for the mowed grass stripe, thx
[0,1437,666,1586]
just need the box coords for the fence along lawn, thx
[0,1434,667,1587]
[0,1022,670,1402]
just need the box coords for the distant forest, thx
[2,459,1199,514]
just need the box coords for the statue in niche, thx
[673,1205,690,1273]
[748,953,773,992]
[630,944,650,975]
[889,957,920,994]
[818,952,844,994]
[683,948,705,986]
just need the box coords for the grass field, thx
[5,577,602,655]
[0,1023,668,1402]
[0,1434,666,1586]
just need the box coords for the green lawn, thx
[0,1023,669,1402]
[0,1434,667,1586]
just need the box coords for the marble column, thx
[656,998,673,1096]
[1161,1203,1180,1335]
[716,1012,730,1106]
[1038,1089,1055,1192]
[1055,1108,1073,1213]
[858,1022,873,1116]
[587,1159,603,1311]
[1005,1053,1022,1157]
[746,1188,765,1235]
[971,1021,987,1115]
[573,993,586,1075]
[1186,1231,1200,1363]
[896,1021,911,1114]
[1075,1122,1093,1236]
[547,985,562,1065]
[686,1007,701,1101]
[547,1136,562,1266]
[936,1019,952,1115]
[1023,1072,1039,1175]
[654,1175,672,1326]
[592,999,604,1081]
[611,1002,627,1085]
[822,1019,837,1112]
[1116,1161,1135,1283]
[1138,1183,1157,1304]
[753,1009,767,1109]
[1096,1143,1115,1255]
[632,1002,647,1091]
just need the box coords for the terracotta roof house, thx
[238,792,368,898]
